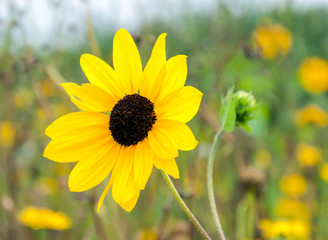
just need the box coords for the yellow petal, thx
[155,86,203,123]
[157,55,187,101]
[140,33,167,101]
[111,146,139,204]
[148,120,179,159]
[119,191,140,212]
[43,127,110,162]
[154,157,180,179]
[80,54,125,101]
[45,112,109,139]
[68,141,120,192]
[134,139,154,189]
[61,83,116,112]
[175,123,198,151]
[113,29,142,94]
[97,176,114,212]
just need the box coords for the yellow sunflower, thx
[43,29,202,212]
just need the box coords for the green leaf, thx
[220,86,236,132]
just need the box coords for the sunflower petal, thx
[45,112,109,139]
[43,127,110,162]
[134,139,154,189]
[112,146,139,204]
[68,141,120,192]
[140,33,167,100]
[113,29,142,93]
[154,157,180,179]
[80,54,125,101]
[119,191,140,212]
[176,123,198,151]
[157,55,187,101]
[97,176,114,212]
[156,86,203,123]
[61,83,116,112]
[148,121,179,159]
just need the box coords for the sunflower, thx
[44,29,202,212]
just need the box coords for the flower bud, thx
[234,91,258,131]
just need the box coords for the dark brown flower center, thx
[109,94,156,147]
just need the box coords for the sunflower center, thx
[109,94,156,147]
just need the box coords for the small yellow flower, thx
[280,173,307,198]
[0,121,15,148]
[258,219,310,239]
[275,198,310,219]
[296,144,322,167]
[295,104,328,127]
[17,206,71,230]
[136,228,157,240]
[299,57,328,94]
[44,29,202,212]
[37,178,58,195]
[252,23,292,60]
[319,163,328,182]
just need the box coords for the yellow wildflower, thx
[259,219,310,239]
[280,174,307,198]
[43,29,202,212]
[299,57,328,94]
[252,24,292,60]
[136,228,157,240]
[296,144,322,166]
[295,104,328,127]
[17,206,71,230]
[319,163,328,182]
[275,198,310,219]
[0,121,15,148]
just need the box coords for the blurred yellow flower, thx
[17,206,71,230]
[14,88,34,108]
[319,163,328,182]
[0,121,15,148]
[259,219,310,239]
[37,178,58,195]
[299,57,328,94]
[252,24,292,60]
[275,198,310,219]
[42,78,55,96]
[280,174,307,198]
[136,228,157,240]
[295,104,328,127]
[253,148,271,169]
[296,144,322,167]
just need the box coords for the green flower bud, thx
[234,91,259,131]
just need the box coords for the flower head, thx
[296,144,322,167]
[17,206,71,230]
[0,121,15,148]
[275,198,310,219]
[258,219,310,239]
[295,104,328,127]
[234,90,259,132]
[43,29,202,212]
[280,173,307,198]
[299,57,328,94]
[252,23,292,60]
[319,163,328,182]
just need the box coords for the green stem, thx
[160,170,212,240]
[207,129,226,240]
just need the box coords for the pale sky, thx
[0,0,327,50]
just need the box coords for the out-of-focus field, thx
[0,2,328,240]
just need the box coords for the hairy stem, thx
[160,170,212,240]
[207,129,226,240]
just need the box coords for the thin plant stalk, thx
[207,129,226,240]
[160,170,212,240]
